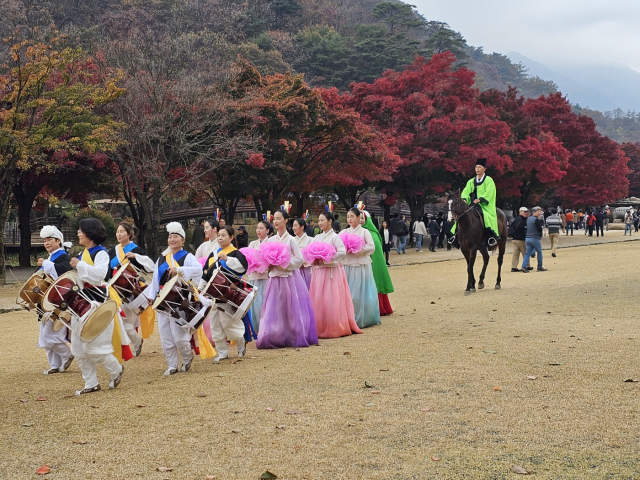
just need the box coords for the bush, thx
[70,208,118,247]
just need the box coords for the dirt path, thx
[1,240,639,479]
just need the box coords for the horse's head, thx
[447,191,467,221]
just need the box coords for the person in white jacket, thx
[143,222,203,375]
[412,216,428,252]
[69,218,126,395]
[36,226,74,375]
[342,208,380,329]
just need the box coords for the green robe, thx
[451,175,499,236]
[362,216,394,295]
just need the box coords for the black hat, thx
[475,158,487,168]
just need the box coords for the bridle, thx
[448,198,477,222]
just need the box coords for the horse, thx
[447,192,508,295]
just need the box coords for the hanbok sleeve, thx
[360,230,375,256]
[286,237,304,271]
[178,253,203,283]
[332,234,347,264]
[77,250,109,285]
[130,247,155,273]
[143,259,161,300]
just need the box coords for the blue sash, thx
[110,243,137,269]
[78,245,107,260]
[37,249,66,271]
[158,249,188,281]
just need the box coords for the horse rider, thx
[450,158,499,248]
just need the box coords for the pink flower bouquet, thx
[302,242,337,264]
[239,247,268,274]
[339,232,365,254]
[259,242,291,268]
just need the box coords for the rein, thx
[451,202,478,221]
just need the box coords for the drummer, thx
[143,222,203,375]
[107,221,155,357]
[198,225,248,361]
[36,226,74,375]
[69,218,126,395]
[195,218,220,262]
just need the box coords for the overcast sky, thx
[412,0,640,71]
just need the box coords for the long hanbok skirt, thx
[344,264,381,329]
[256,271,318,349]
[378,293,394,316]
[249,278,268,333]
[300,266,312,290]
[309,265,362,338]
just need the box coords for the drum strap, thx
[111,243,137,270]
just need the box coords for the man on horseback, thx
[451,158,499,248]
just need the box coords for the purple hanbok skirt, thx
[256,270,318,349]
[300,266,312,290]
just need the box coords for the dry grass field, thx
[1,240,639,479]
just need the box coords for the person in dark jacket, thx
[521,206,546,272]
[594,208,605,237]
[236,226,249,248]
[436,212,446,248]
[510,207,531,272]
[427,215,440,252]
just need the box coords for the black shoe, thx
[527,267,534,270]
[537,267,548,271]
[511,268,520,272]
[552,253,556,257]
[386,263,391,266]
[521,268,529,273]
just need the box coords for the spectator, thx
[560,210,567,233]
[395,215,408,254]
[586,210,596,236]
[192,218,206,250]
[565,209,574,236]
[624,209,633,236]
[521,206,547,272]
[443,217,454,251]
[510,207,531,272]
[305,220,316,238]
[235,225,248,248]
[379,220,392,266]
[577,210,584,230]
[412,215,427,252]
[594,208,604,237]
[427,215,439,252]
[389,213,399,249]
[604,205,610,231]
[219,217,226,227]
[633,208,639,233]
[546,208,562,257]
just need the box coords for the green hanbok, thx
[362,216,394,315]
[451,175,499,236]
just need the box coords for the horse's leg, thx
[461,248,473,295]
[496,237,506,289]
[465,248,477,295]
[478,247,490,289]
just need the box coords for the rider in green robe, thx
[451,158,499,247]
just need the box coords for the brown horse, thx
[447,192,507,295]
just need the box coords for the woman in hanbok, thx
[69,218,128,395]
[195,218,220,262]
[342,208,381,329]
[292,218,312,289]
[36,226,74,375]
[256,210,318,349]
[106,221,155,356]
[362,211,394,316]
[143,222,204,375]
[199,226,248,361]
[247,220,270,333]
[308,211,362,338]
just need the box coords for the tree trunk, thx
[14,180,43,267]
[0,198,10,284]
[383,203,391,223]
